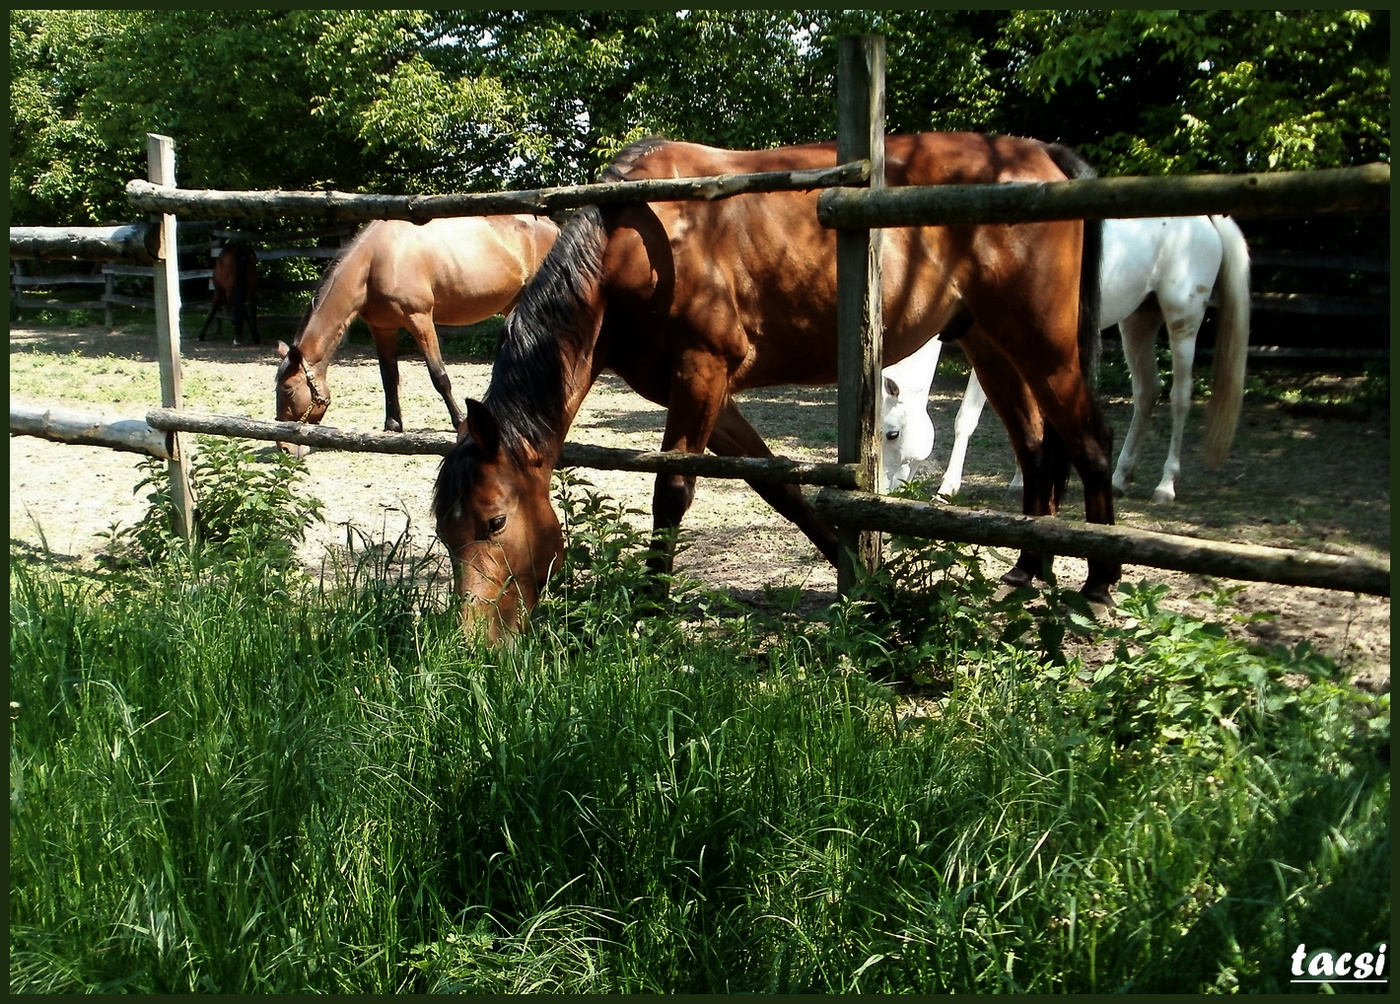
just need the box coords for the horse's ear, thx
[463,398,501,458]
[277,340,294,361]
[884,375,900,398]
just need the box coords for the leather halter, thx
[298,358,329,423]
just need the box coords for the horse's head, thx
[434,398,563,643]
[274,341,330,454]
[881,373,935,491]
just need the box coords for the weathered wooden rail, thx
[816,163,1390,227]
[812,488,1390,598]
[9,223,160,264]
[17,403,1386,597]
[10,403,171,459]
[124,161,872,222]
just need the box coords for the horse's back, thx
[357,215,557,324]
[1100,216,1224,326]
[609,133,1073,186]
[598,133,1084,388]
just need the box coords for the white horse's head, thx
[881,372,936,491]
[880,338,943,491]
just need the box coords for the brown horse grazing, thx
[199,242,260,345]
[433,134,1114,641]
[274,214,560,439]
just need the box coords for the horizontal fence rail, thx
[124,161,872,222]
[811,488,1391,597]
[11,403,171,458]
[10,223,160,264]
[143,409,862,486]
[817,164,1390,228]
[132,407,1389,596]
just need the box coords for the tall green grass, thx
[9,464,1389,993]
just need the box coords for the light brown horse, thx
[274,214,559,438]
[433,133,1113,641]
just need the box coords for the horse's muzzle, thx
[453,540,535,643]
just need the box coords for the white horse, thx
[881,336,943,488]
[883,215,1251,503]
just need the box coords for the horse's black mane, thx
[432,204,610,526]
[600,135,671,182]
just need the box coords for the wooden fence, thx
[8,36,1392,598]
[10,223,355,328]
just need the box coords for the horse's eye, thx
[487,514,507,534]
[885,429,900,441]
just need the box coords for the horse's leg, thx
[1022,349,1120,602]
[1152,301,1207,503]
[708,401,840,564]
[645,353,732,585]
[403,312,466,431]
[937,370,989,498]
[198,297,220,341]
[1111,305,1165,495]
[246,279,260,345]
[958,330,1057,588]
[368,324,405,433]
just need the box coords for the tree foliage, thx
[8,9,1389,225]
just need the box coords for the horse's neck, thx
[296,249,371,365]
[545,315,607,464]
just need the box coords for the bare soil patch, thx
[10,323,1390,689]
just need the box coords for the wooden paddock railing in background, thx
[10,223,357,328]
[8,34,1392,602]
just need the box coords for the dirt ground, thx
[9,323,1391,690]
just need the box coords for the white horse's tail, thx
[1201,215,1251,468]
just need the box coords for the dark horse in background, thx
[433,133,1112,641]
[199,241,259,345]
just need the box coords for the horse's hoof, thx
[1152,488,1176,504]
[1079,582,1115,606]
[384,420,403,434]
[1000,566,1035,589]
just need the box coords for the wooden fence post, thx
[835,34,886,595]
[147,133,195,540]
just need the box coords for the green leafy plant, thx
[820,533,1002,682]
[535,467,704,643]
[103,436,324,567]
[1071,582,1339,758]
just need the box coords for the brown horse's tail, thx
[1043,143,1103,390]
[1201,215,1252,468]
